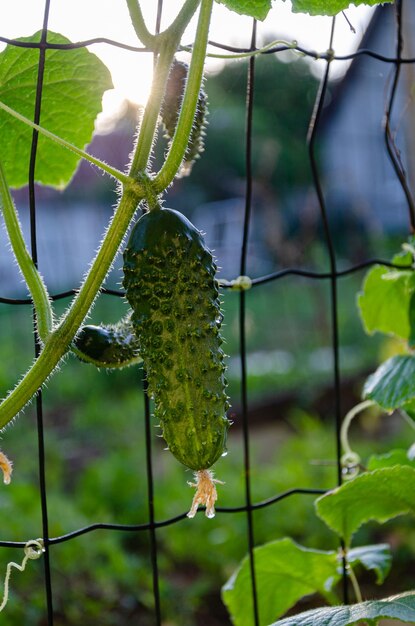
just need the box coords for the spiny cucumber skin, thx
[123,208,230,471]
[73,312,141,369]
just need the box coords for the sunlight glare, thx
[0,0,376,124]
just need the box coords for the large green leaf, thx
[363,355,415,410]
[348,544,391,585]
[0,31,112,189]
[222,538,339,626]
[363,354,415,411]
[289,0,394,16]
[357,264,413,340]
[271,591,415,625]
[215,0,272,20]
[315,466,415,545]
[222,540,391,626]
[367,449,415,471]
[216,0,393,19]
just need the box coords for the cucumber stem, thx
[0,158,53,341]
[0,187,142,428]
[129,39,178,178]
[0,0,211,426]
[155,0,213,192]
[346,560,363,604]
[125,0,157,49]
[129,0,201,180]
[0,101,131,186]
[163,0,201,43]
[126,0,201,51]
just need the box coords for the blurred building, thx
[321,2,415,235]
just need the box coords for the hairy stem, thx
[0,0,205,426]
[129,0,201,179]
[0,187,142,429]
[154,0,213,192]
[126,0,200,50]
[0,159,53,341]
[0,101,131,185]
[129,39,178,178]
[163,0,201,42]
[126,0,157,48]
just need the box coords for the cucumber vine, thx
[2,0,412,624]
[0,0,211,429]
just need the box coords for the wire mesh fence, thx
[0,0,413,624]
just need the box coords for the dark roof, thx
[320,4,392,128]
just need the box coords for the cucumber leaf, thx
[315,466,415,545]
[215,0,272,20]
[222,538,339,626]
[289,0,394,16]
[357,264,413,340]
[347,544,391,585]
[222,540,392,625]
[367,449,415,470]
[215,0,393,20]
[0,31,112,189]
[363,355,415,410]
[271,591,415,626]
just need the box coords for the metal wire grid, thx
[0,0,412,624]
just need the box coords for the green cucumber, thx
[123,207,230,517]
[162,60,208,177]
[72,312,141,369]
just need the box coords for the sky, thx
[0,0,375,120]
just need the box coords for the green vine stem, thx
[129,39,178,178]
[154,0,213,192]
[340,548,364,609]
[125,0,157,49]
[0,187,142,428]
[0,0,213,427]
[347,561,363,604]
[162,0,201,44]
[129,0,202,179]
[0,159,53,341]
[0,101,131,186]
[181,38,298,60]
[340,399,376,478]
[127,0,201,51]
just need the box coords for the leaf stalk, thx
[0,159,53,341]
[154,0,213,192]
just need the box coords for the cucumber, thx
[123,207,230,517]
[162,60,208,177]
[73,312,141,369]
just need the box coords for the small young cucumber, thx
[72,312,141,369]
[162,60,208,177]
[123,207,230,517]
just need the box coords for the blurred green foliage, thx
[168,52,318,211]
